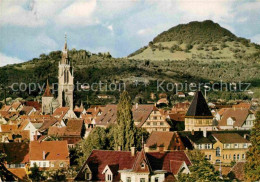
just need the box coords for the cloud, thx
[176,0,234,23]
[107,25,113,31]
[55,0,98,26]
[0,53,24,67]
[137,28,153,35]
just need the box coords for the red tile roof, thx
[43,80,53,97]
[8,168,28,181]
[212,133,250,143]
[1,124,18,132]
[170,160,185,175]
[146,131,174,148]
[11,102,22,110]
[75,150,191,181]
[29,141,69,161]
[0,143,29,164]
[218,108,250,127]
[23,101,41,111]
[53,107,70,119]
[229,162,245,181]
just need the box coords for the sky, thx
[0,0,260,67]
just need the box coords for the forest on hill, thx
[0,20,259,106]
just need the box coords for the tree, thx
[48,168,67,181]
[77,127,107,166]
[244,111,260,181]
[178,150,222,181]
[29,163,45,181]
[115,91,136,151]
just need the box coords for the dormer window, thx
[141,162,145,169]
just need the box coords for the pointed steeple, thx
[61,33,69,64]
[43,79,53,97]
[64,33,67,51]
[186,90,212,118]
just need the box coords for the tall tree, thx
[244,111,260,181]
[115,91,136,151]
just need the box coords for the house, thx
[145,131,186,152]
[75,149,191,181]
[94,105,117,127]
[20,106,36,116]
[133,104,171,133]
[185,91,214,131]
[0,143,29,168]
[177,92,185,98]
[183,131,251,165]
[48,119,84,147]
[74,102,86,117]
[217,108,255,130]
[11,101,23,112]
[29,141,70,169]
[22,101,42,111]
[53,107,77,120]
[18,120,43,141]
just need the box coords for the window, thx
[43,162,46,167]
[127,177,131,182]
[141,162,145,169]
[107,174,112,181]
[216,159,221,164]
[155,177,159,182]
[38,162,41,167]
[234,144,238,148]
[59,163,64,167]
[160,122,163,125]
[225,144,230,148]
[233,154,236,160]
[153,116,157,120]
[198,144,202,149]
[243,143,247,148]
[147,122,150,125]
[242,154,245,159]
[85,173,91,180]
[178,146,180,150]
[237,154,240,160]
[51,163,54,167]
[140,178,145,182]
[153,122,157,125]
[209,155,211,160]
[229,154,231,159]
[226,155,228,159]
[216,147,221,156]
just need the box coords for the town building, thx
[42,36,74,114]
[217,108,255,130]
[182,131,251,165]
[29,141,70,169]
[185,91,214,131]
[75,149,191,181]
[145,131,187,152]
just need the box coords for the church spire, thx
[64,33,67,51]
[43,79,53,97]
[61,33,69,64]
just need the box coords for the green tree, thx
[49,168,67,181]
[244,111,260,181]
[178,150,222,181]
[115,91,136,151]
[77,127,107,166]
[29,163,45,181]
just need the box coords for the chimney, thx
[203,128,207,138]
[43,151,46,160]
[131,147,136,156]
[135,103,138,109]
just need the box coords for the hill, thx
[128,20,260,61]
[0,20,259,105]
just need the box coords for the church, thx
[42,36,74,114]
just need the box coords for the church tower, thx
[58,35,74,110]
[42,79,54,114]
